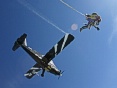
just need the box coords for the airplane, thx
[12,33,74,79]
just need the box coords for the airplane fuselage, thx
[21,44,60,76]
[12,33,74,78]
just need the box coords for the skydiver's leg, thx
[82,25,89,29]
[41,69,45,77]
[93,22,100,31]
[94,25,100,31]
[80,26,87,32]
[95,21,99,25]
[96,27,100,31]
[80,18,93,32]
[80,25,88,32]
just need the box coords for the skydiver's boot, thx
[97,27,100,31]
[95,27,100,31]
[94,25,100,31]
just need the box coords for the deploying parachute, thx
[80,13,101,32]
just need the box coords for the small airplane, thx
[12,33,74,79]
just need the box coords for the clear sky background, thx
[1,0,117,88]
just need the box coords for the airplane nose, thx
[59,70,64,76]
[60,74,62,76]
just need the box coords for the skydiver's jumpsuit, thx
[80,14,100,32]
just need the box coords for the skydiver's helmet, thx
[92,13,98,15]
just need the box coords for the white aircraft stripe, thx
[54,44,58,56]
[24,73,32,76]
[61,33,69,51]
[31,67,40,70]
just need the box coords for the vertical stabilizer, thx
[12,33,27,51]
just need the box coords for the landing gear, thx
[41,69,45,77]
[41,74,44,77]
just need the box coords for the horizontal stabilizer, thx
[12,41,20,51]
[42,33,74,63]
[24,63,41,79]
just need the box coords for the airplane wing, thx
[42,33,74,63]
[24,63,41,79]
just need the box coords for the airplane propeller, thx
[58,70,64,79]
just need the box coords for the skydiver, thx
[80,13,101,32]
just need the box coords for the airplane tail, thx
[12,33,27,51]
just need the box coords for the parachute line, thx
[60,0,85,16]
[17,0,67,34]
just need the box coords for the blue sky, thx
[1,0,117,88]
